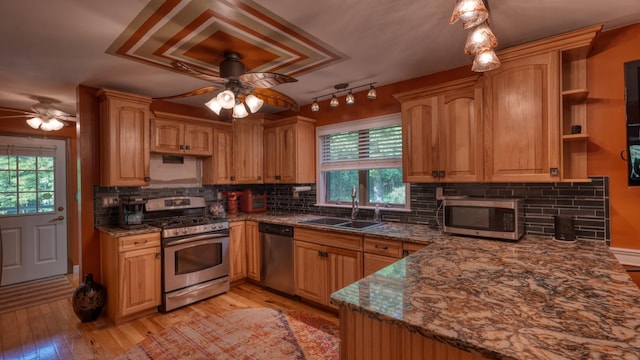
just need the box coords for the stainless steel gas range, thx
[145,196,230,312]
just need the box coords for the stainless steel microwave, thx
[442,198,524,241]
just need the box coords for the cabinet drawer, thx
[364,237,402,258]
[364,253,399,277]
[403,242,427,256]
[294,228,363,251]
[119,233,161,252]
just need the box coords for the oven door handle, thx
[165,233,228,247]
[167,277,230,299]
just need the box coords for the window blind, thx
[320,124,402,171]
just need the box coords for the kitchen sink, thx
[336,220,384,230]
[299,217,384,230]
[299,217,351,226]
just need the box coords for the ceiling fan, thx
[154,51,299,119]
[0,97,76,131]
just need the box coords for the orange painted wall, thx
[588,22,640,249]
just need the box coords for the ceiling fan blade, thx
[239,72,298,89]
[254,88,300,112]
[0,107,33,115]
[0,114,31,119]
[171,61,228,84]
[153,86,222,100]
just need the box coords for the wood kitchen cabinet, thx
[294,228,363,309]
[233,116,265,184]
[394,77,483,183]
[245,221,261,281]
[202,123,234,185]
[229,221,247,282]
[97,89,151,186]
[150,112,213,156]
[363,236,403,276]
[100,231,161,324]
[263,116,316,183]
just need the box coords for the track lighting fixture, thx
[310,82,377,112]
[450,0,500,72]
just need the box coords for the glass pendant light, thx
[330,94,339,107]
[450,0,489,29]
[472,49,501,72]
[232,101,249,118]
[464,22,498,56]
[367,85,377,99]
[244,94,264,113]
[217,90,236,109]
[346,91,355,104]
[40,118,65,131]
[26,117,43,129]
[311,99,319,112]
[205,98,223,115]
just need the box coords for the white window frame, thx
[315,113,409,211]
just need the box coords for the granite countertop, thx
[330,235,640,359]
[96,225,162,237]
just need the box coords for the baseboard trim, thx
[610,247,640,267]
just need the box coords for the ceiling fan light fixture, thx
[330,94,339,107]
[450,0,489,29]
[464,22,498,55]
[311,99,319,112]
[217,90,236,109]
[40,118,65,131]
[367,85,377,99]
[26,117,43,129]
[346,91,355,104]
[205,98,223,115]
[472,49,501,72]
[245,94,264,113]
[232,101,249,118]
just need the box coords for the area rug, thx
[115,308,340,360]
[0,275,74,314]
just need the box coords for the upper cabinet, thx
[203,123,234,185]
[394,77,483,183]
[263,116,316,184]
[97,89,151,187]
[151,112,213,156]
[395,25,601,184]
[233,116,266,184]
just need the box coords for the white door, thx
[0,136,68,286]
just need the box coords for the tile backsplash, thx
[95,176,609,243]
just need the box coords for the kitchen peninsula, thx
[330,234,640,359]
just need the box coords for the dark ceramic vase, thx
[72,273,106,322]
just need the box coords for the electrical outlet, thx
[436,187,444,200]
[102,196,119,207]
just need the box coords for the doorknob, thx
[58,206,64,211]
[50,216,64,222]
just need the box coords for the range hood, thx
[147,154,201,188]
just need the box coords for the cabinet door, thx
[229,221,247,282]
[401,96,439,183]
[294,240,327,304]
[245,221,261,281]
[364,253,398,277]
[234,118,263,183]
[184,123,213,156]
[403,242,426,257]
[150,119,184,154]
[263,126,279,183]
[439,86,484,182]
[484,52,560,182]
[277,124,298,183]
[203,126,234,184]
[99,90,151,186]
[119,246,161,317]
[327,247,363,307]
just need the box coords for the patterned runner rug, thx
[0,275,74,314]
[116,308,340,360]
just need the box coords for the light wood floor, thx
[0,277,338,360]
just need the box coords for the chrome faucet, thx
[351,186,359,220]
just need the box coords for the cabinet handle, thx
[179,144,185,150]
[230,176,235,181]
[402,249,409,257]
[257,176,262,180]
[134,240,148,245]
[375,245,389,250]
[185,145,191,150]
[431,171,439,177]
[275,175,281,180]
[144,177,151,182]
[317,251,323,257]
[156,253,161,259]
[317,251,328,257]
[438,170,445,178]
[549,168,559,176]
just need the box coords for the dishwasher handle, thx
[259,222,294,237]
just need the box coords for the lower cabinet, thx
[294,228,363,309]
[229,221,247,282]
[100,231,161,324]
[363,237,403,276]
[245,221,261,281]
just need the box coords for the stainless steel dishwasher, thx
[259,222,294,295]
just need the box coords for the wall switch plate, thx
[102,196,119,207]
[436,187,444,200]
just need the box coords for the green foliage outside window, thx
[0,155,55,215]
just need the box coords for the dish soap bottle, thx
[373,204,381,222]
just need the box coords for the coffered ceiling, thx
[0,0,639,117]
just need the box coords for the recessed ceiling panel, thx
[106,0,346,78]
